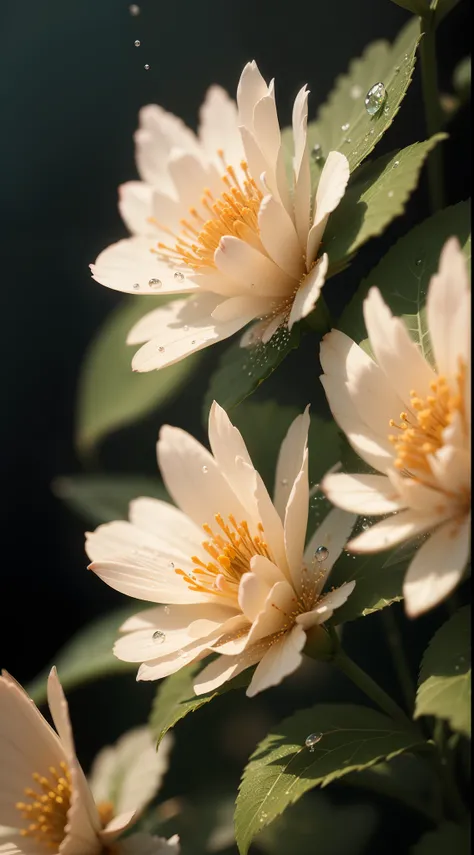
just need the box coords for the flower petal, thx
[348,509,436,553]
[307,152,349,265]
[292,86,311,248]
[214,236,294,297]
[135,104,200,188]
[118,182,155,236]
[288,254,328,329]
[404,514,470,617]
[304,508,357,594]
[114,833,180,854]
[238,572,273,622]
[427,237,471,382]
[296,580,356,628]
[198,85,244,167]
[321,473,403,514]
[237,61,268,129]
[284,450,309,587]
[274,407,311,520]
[246,624,306,697]
[258,195,303,279]
[90,237,198,296]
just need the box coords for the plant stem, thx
[420,12,444,211]
[334,647,414,728]
[382,607,416,714]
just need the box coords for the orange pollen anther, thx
[154,155,263,271]
[174,515,272,595]
[388,360,466,476]
[16,761,72,850]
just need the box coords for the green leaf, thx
[390,0,428,12]
[27,607,138,704]
[339,200,471,361]
[415,607,471,737]
[76,296,202,453]
[325,135,446,273]
[303,18,421,180]
[234,703,421,855]
[230,401,342,492]
[411,822,470,855]
[53,474,169,525]
[327,549,406,624]
[256,792,377,855]
[149,661,250,746]
[203,326,300,418]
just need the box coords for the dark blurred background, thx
[0,1,470,852]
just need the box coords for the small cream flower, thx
[320,237,471,616]
[0,669,175,854]
[91,62,349,371]
[86,402,355,696]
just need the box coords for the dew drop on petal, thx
[132,283,140,290]
[202,465,208,474]
[149,278,162,288]
[315,545,329,562]
[281,478,288,486]
[152,631,165,644]
[164,606,171,615]
[168,562,175,570]
[365,82,386,116]
[191,340,196,345]
[158,346,165,353]
[183,325,189,331]
[174,271,185,281]
[305,732,323,751]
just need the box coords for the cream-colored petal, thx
[404,515,470,617]
[258,195,304,279]
[292,86,311,249]
[253,87,281,171]
[90,237,198,296]
[211,295,271,323]
[387,470,453,516]
[249,555,286,587]
[321,473,403,514]
[214,236,294,297]
[129,498,203,553]
[260,312,287,344]
[157,423,248,530]
[207,401,260,520]
[303,508,357,595]
[307,152,350,265]
[245,581,296,646]
[129,294,256,371]
[238,572,273,622]
[0,672,66,828]
[284,452,309,587]
[296,581,356,628]
[348,509,436,553]
[428,445,471,495]
[135,103,200,187]
[288,254,328,329]
[427,237,471,381]
[167,152,220,212]
[238,126,268,194]
[118,182,155,236]
[198,85,244,167]
[246,625,306,697]
[237,61,268,129]
[89,727,172,821]
[274,407,311,520]
[137,643,210,682]
[363,288,436,404]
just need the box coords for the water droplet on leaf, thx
[305,732,323,751]
[341,122,350,132]
[365,82,387,116]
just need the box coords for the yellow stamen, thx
[388,361,466,477]
[97,799,115,827]
[154,157,264,271]
[16,762,72,850]
[175,515,272,596]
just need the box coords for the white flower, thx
[320,237,471,617]
[91,62,349,371]
[86,402,356,696]
[0,669,173,854]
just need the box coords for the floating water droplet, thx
[393,160,400,168]
[202,465,208,474]
[311,143,323,161]
[341,122,350,132]
[174,271,185,281]
[350,84,362,99]
[144,64,150,71]
[134,39,141,47]
[315,545,329,562]
[305,732,323,751]
[152,631,165,644]
[129,3,140,14]
[132,283,140,290]
[158,346,165,353]
[149,278,162,288]
[365,82,387,116]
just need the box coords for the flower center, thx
[388,362,466,478]
[155,154,263,272]
[175,514,272,596]
[16,762,72,850]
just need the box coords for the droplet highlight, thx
[305,732,323,752]
[134,40,141,47]
[174,271,185,281]
[149,278,162,289]
[315,545,329,562]
[144,64,150,71]
[202,465,208,474]
[365,82,387,116]
[341,122,350,132]
[152,631,165,644]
